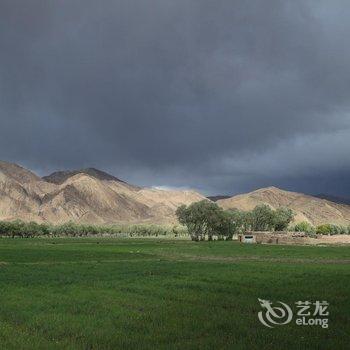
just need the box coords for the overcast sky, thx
[1,0,350,196]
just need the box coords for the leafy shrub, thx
[316,224,348,235]
[293,221,316,234]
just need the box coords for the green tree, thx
[176,200,236,241]
[251,204,274,231]
[228,209,253,233]
[273,207,294,231]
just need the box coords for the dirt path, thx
[1,251,349,266]
[160,253,350,264]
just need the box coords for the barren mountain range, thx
[217,187,350,226]
[0,161,204,224]
[1,160,350,226]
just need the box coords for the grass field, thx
[0,238,349,349]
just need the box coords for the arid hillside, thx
[2,160,350,226]
[0,161,205,224]
[217,186,350,226]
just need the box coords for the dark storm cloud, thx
[1,0,350,195]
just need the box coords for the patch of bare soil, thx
[159,253,350,264]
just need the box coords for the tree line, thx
[0,221,187,238]
[176,200,350,241]
[0,202,349,239]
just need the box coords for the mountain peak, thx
[43,168,126,185]
[256,186,284,192]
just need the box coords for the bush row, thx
[0,218,348,239]
[0,220,188,238]
[292,222,350,235]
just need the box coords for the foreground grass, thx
[0,239,349,349]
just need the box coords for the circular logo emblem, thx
[258,298,293,328]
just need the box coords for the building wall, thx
[239,232,311,245]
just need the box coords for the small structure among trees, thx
[176,201,295,241]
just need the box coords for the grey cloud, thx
[1,0,350,196]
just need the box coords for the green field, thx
[0,238,349,349]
